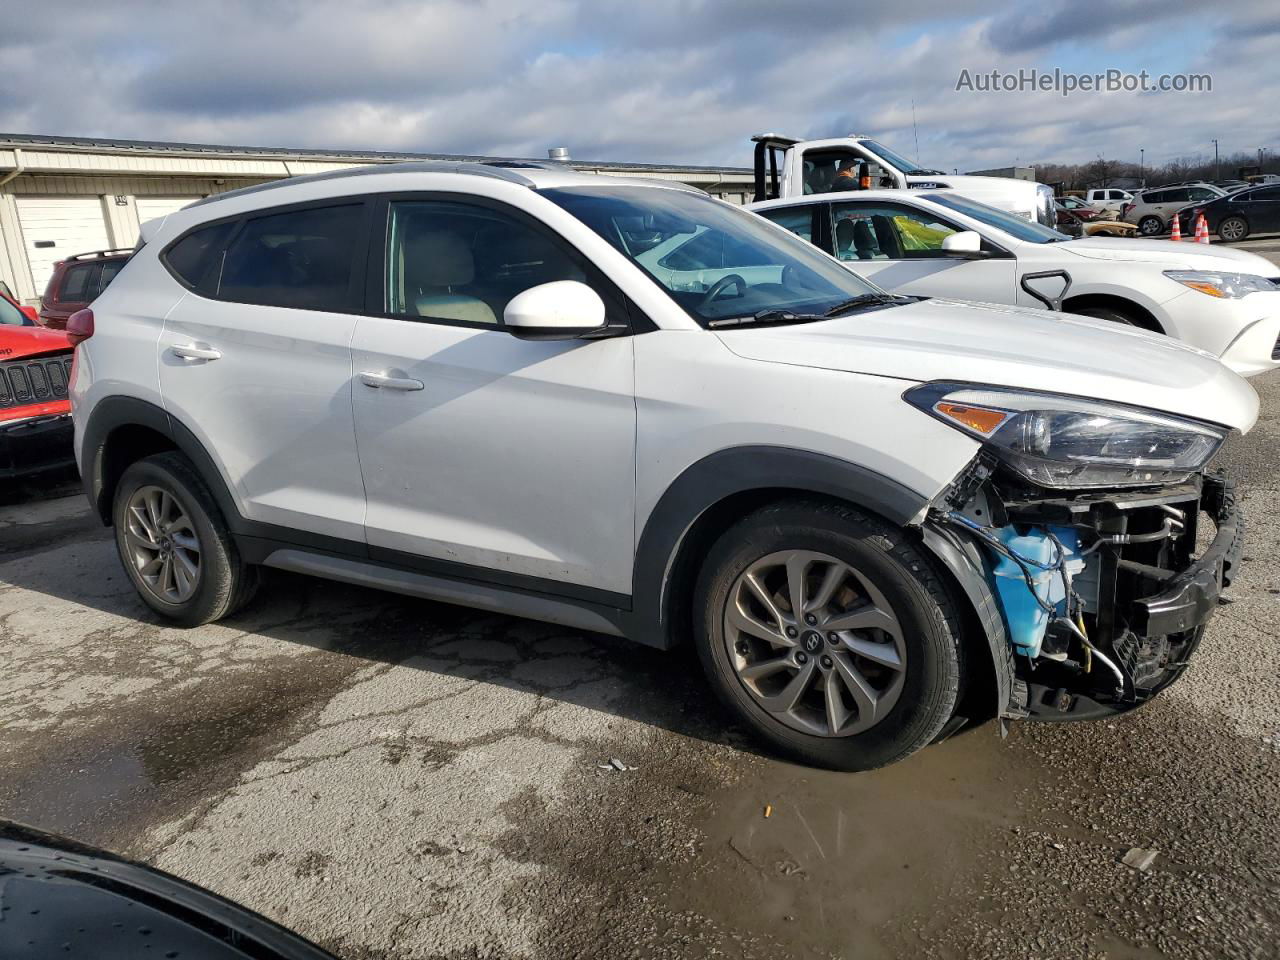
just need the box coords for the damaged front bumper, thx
[923,461,1243,723]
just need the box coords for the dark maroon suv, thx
[38,249,131,329]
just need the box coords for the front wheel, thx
[1138,216,1163,236]
[1218,216,1249,242]
[113,452,259,626]
[693,501,963,771]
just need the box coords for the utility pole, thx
[1140,148,1144,186]
[1212,139,1219,180]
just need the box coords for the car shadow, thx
[0,493,766,761]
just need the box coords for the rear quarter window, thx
[58,263,98,303]
[164,220,238,290]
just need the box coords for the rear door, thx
[1236,186,1280,232]
[1149,188,1190,222]
[824,198,1017,302]
[157,200,372,544]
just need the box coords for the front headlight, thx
[906,384,1226,489]
[1165,270,1276,299]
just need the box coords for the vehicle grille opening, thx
[0,354,73,410]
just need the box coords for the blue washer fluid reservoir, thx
[988,525,1081,658]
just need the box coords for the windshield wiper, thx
[908,168,946,176]
[823,293,904,317]
[708,309,828,328]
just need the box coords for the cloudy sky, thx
[1,0,1277,172]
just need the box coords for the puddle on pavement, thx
[0,659,363,853]
[642,722,1048,959]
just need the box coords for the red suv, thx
[1,290,76,478]
[38,249,131,329]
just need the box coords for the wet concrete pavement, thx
[1,373,1277,960]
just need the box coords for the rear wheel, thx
[113,452,259,626]
[1138,216,1163,236]
[1218,216,1249,242]
[693,501,962,771]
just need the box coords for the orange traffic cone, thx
[1195,212,1210,244]
[1169,212,1182,241]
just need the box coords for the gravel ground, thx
[0,369,1276,960]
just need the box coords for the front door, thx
[826,199,1017,302]
[350,197,637,597]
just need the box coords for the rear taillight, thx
[66,308,94,346]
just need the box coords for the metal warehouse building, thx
[0,133,753,305]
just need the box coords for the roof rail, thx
[67,248,133,261]
[188,160,537,209]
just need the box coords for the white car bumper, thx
[1164,290,1280,378]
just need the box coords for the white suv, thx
[1124,184,1226,235]
[71,163,1257,771]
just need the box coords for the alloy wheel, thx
[1219,218,1246,242]
[723,550,907,738]
[124,485,202,604]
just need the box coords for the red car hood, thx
[0,325,72,360]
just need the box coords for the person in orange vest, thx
[828,160,872,192]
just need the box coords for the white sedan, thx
[750,190,1280,377]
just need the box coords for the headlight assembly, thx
[1164,270,1276,299]
[906,384,1226,489]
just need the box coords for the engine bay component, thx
[929,453,1243,721]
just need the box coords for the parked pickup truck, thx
[751,133,1057,228]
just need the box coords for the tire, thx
[1069,304,1159,332]
[112,452,259,626]
[693,500,963,771]
[1218,216,1249,242]
[1138,216,1163,237]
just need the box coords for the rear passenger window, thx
[218,205,363,311]
[165,220,236,289]
[59,263,98,303]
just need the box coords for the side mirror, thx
[19,305,39,323]
[940,231,988,258]
[503,280,607,341]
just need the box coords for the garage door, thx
[134,197,203,242]
[16,197,112,296]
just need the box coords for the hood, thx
[0,325,72,361]
[909,174,1039,203]
[716,298,1258,432]
[1059,237,1278,274]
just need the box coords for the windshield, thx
[541,186,890,327]
[929,193,1070,244]
[859,140,943,176]
[0,295,31,326]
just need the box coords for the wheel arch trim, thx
[629,446,931,648]
[80,396,242,529]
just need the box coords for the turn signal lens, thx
[934,401,1011,436]
[1179,280,1228,298]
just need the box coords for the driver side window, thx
[830,202,960,261]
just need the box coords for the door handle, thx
[358,371,424,391]
[171,343,222,361]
